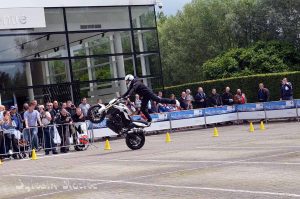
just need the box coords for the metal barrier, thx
[0,122,93,159]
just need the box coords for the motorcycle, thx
[87,98,150,150]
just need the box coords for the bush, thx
[163,71,300,103]
[202,41,299,80]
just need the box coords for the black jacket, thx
[178,97,188,110]
[281,83,293,100]
[209,94,223,107]
[222,92,234,106]
[55,113,72,124]
[258,88,270,102]
[122,79,153,99]
[194,92,207,108]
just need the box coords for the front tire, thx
[125,133,145,150]
[87,104,106,123]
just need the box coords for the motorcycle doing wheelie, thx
[87,98,150,150]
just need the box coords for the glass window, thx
[0,33,68,62]
[131,6,156,28]
[68,31,133,57]
[71,57,114,82]
[136,53,161,77]
[134,30,159,52]
[47,60,69,84]
[0,62,27,89]
[66,7,130,31]
[0,8,65,34]
[0,59,70,90]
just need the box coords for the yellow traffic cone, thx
[213,127,219,137]
[260,121,265,131]
[31,149,38,160]
[166,132,171,143]
[249,122,255,133]
[104,139,111,150]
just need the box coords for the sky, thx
[160,0,192,15]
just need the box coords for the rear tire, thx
[125,133,145,150]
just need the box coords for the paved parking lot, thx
[0,122,300,199]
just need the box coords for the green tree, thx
[158,0,300,86]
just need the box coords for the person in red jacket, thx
[234,89,247,104]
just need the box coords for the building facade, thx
[0,0,163,107]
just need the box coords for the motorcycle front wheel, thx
[87,104,106,123]
[125,133,145,150]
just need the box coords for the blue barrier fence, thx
[88,100,300,131]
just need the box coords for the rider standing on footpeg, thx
[122,74,176,123]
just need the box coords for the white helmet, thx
[125,74,134,81]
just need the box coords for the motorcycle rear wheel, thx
[125,133,145,150]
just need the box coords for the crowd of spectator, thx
[0,97,93,160]
[124,78,293,114]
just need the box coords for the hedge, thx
[163,71,300,103]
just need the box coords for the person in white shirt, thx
[79,97,91,117]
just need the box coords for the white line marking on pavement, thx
[8,174,300,198]
[129,151,299,180]
[107,159,300,165]
[196,146,300,149]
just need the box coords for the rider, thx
[122,75,176,123]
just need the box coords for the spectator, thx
[194,87,207,109]
[61,102,67,110]
[134,94,142,114]
[1,111,22,159]
[179,92,189,110]
[72,108,86,123]
[168,94,180,111]
[222,87,234,106]
[50,100,60,120]
[234,89,247,104]
[24,102,43,150]
[20,103,29,129]
[157,91,163,98]
[96,99,103,104]
[186,89,194,109]
[258,83,270,102]
[39,105,57,155]
[55,108,72,153]
[79,97,90,117]
[66,100,76,116]
[10,106,23,132]
[125,99,136,115]
[31,100,38,110]
[156,91,165,112]
[209,89,222,107]
[46,102,53,112]
[281,78,293,100]
[148,101,158,114]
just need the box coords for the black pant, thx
[141,93,175,122]
[57,125,70,152]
